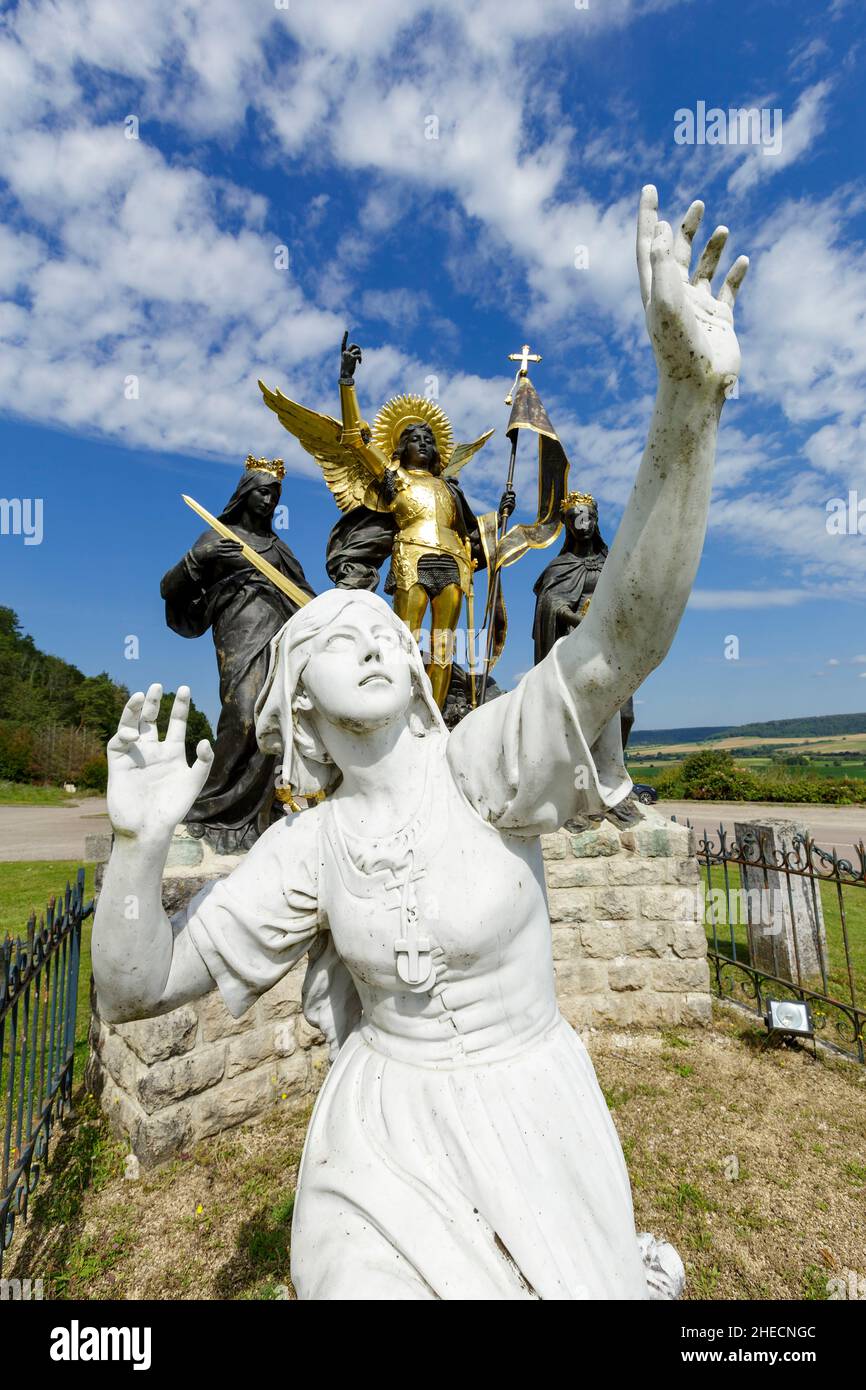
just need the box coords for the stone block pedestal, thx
[86,808,709,1165]
[546,808,709,1029]
[86,827,329,1167]
[86,968,328,1167]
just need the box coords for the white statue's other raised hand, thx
[636,184,748,397]
[106,683,213,843]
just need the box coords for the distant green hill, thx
[629,725,728,745]
[723,713,866,739]
[631,712,866,746]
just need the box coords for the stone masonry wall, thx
[86,808,709,1166]
[545,812,710,1030]
[86,966,329,1167]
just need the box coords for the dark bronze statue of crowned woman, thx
[160,456,316,853]
[533,490,635,748]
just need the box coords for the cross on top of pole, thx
[504,342,542,403]
[507,343,542,376]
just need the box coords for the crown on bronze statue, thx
[245,454,286,482]
[560,489,596,514]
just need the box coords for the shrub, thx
[78,756,109,792]
[652,765,684,798]
[645,749,864,805]
[678,749,759,801]
[0,722,36,781]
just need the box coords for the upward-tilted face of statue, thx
[295,603,415,731]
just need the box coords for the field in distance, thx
[630,732,866,759]
[627,724,866,802]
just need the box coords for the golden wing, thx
[442,428,495,480]
[258,380,388,513]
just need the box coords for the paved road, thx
[1,795,864,866]
[657,800,866,864]
[0,798,110,862]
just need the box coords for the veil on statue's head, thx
[254,589,447,800]
[218,469,281,526]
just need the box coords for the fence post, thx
[734,820,828,986]
[0,868,91,1275]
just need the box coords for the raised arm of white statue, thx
[91,684,216,1022]
[562,185,749,748]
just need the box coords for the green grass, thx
[812,763,866,781]
[0,860,96,930]
[1,863,96,1186]
[700,862,866,1010]
[0,781,84,806]
[3,1089,127,1297]
[0,862,97,1070]
[801,1265,832,1300]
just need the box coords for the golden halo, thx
[372,395,455,466]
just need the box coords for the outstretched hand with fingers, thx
[106,683,214,842]
[340,329,363,384]
[636,185,748,397]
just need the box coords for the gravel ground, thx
[9,1005,865,1301]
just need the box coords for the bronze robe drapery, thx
[161,480,315,854]
[532,548,607,665]
[532,541,635,748]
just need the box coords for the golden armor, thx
[258,368,495,709]
[390,472,473,596]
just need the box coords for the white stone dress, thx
[181,645,651,1300]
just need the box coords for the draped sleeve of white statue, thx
[177,811,322,1018]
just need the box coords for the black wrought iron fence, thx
[0,869,92,1273]
[681,821,866,1063]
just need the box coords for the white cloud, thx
[724,188,866,588]
[788,37,830,77]
[706,483,866,598]
[741,192,866,435]
[727,81,831,198]
[0,124,347,458]
[0,0,687,462]
[0,0,858,560]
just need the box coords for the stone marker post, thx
[734,819,828,985]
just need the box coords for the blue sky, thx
[1,0,865,732]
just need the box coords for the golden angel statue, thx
[259,335,513,711]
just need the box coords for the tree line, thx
[0,607,213,789]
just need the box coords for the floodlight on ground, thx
[765,998,813,1040]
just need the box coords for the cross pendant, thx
[389,859,434,989]
[395,922,432,986]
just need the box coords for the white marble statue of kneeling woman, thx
[92,186,748,1300]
